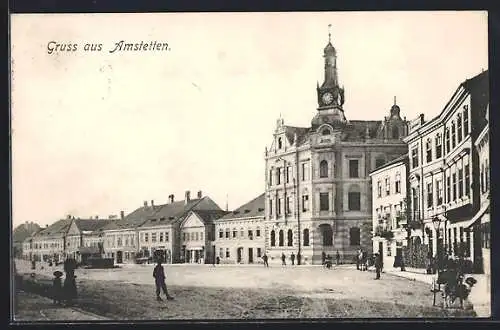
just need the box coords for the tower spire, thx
[394,96,397,105]
[328,24,332,43]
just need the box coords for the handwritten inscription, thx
[46,41,171,55]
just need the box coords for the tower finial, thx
[394,96,397,106]
[328,24,332,43]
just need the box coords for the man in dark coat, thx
[336,251,340,265]
[374,253,382,280]
[262,254,269,267]
[322,251,326,266]
[153,261,174,301]
[281,253,286,266]
[290,252,295,266]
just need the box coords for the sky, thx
[10,11,488,228]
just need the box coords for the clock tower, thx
[312,26,347,129]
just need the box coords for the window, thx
[270,230,276,246]
[269,169,273,186]
[287,229,293,246]
[191,232,195,241]
[279,230,284,246]
[452,173,457,201]
[426,138,432,162]
[377,181,382,198]
[395,173,401,193]
[463,106,469,136]
[302,195,309,212]
[286,196,292,215]
[165,232,169,242]
[375,157,385,169]
[159,232,164,242]
[457,114,462,143]
[451,121,456,149]
[320,192,329,211]
[277,198,282,216]
[445,128,450,154]
[301,163,308,181]
[240,229,244,238]
[219,229,223,239]
[427,182,433,208]
[435,133,442,158]
[349,227,361,246]
[412,187,419,220]
[226,248,230,258]
[411,146,419,168]
[385,177,390,196]
[303,229,310,246]
[195,232,199,241]
[322,128,331,135]
[269,199,273,216]
[485,160,490,191]
[446,175,451,203]
[256,229,261,237]
[348,185,361,211]
[349,159,359,178]
[232,228,237,238]
[277,167,281,185]
[320,160,328,178]
[458,168,464,198]
[151,233,157,243]
[437,179,443,205]
[278,137,282,149]
[257,248,262,258]
[286,166,291,183]
[481,163,485,193]
[392,126,399,139]
[225,229,230,239]
[145,233,149,242]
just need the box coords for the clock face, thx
[322,92,333,105]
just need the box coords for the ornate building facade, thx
[264,33,409,264]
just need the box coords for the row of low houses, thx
[370,70,490,277]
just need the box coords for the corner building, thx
[264,34,409,264]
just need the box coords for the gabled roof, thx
[73,219,115,232]
[370,154,409,176]
[344,120,382,141]
[190,210,230,223]
[218,193,265,221]
[33,219,72,239]
[139,196,223,228]
[101,205,163,231]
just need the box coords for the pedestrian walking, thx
[336,250,340,265]
[281,253,286,266]
[321,251,326,266]
[374,253,382,280]
[153,261,174,301]
[290,252,295,266]
[356,249,361,270]
[52,271,63,305]
[262,254,269,267]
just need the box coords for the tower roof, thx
[324,42,336,55]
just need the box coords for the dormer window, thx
[278,137,282,149]
[322,128,331,136]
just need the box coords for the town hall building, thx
[264,31,409,264]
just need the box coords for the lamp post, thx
[432,216,442,271]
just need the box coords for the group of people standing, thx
[51,256,78,305]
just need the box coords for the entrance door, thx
[248,248,253,263]
[116,251,123,264]
[237,247,242,263]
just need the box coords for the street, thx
[14,260,476,320]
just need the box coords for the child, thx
[52,271,63,305]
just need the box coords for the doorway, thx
[237,247,243,263]
[116,250,123,264]
[248,248,254,263]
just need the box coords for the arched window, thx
[348,184,361,211]
[349,227,360,246]
[320,160,328,178]
[319,224,333,246]
[270,230,276,247]
[322,128,331,136]
[303,229,310,246]
[287,229,293,246]
[392,126,399,139]
[279,230,284,246]
[278,137,282,149]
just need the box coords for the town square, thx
[10,12,490,321]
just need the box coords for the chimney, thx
[197,191,202,199]
[151,200,154,207]
[185,190,191,204]
[143,201,148,207]
[95,215,99,220]
[120,211,125,220]
[67,215,72,219]
[168,194,174,204]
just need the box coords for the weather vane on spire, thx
[328,24,332,43]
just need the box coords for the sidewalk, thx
[13,291,108,321]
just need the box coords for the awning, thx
[465,202,490,229]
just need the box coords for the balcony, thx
[374,224,394,240]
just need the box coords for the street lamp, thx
[432,216,442,271]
